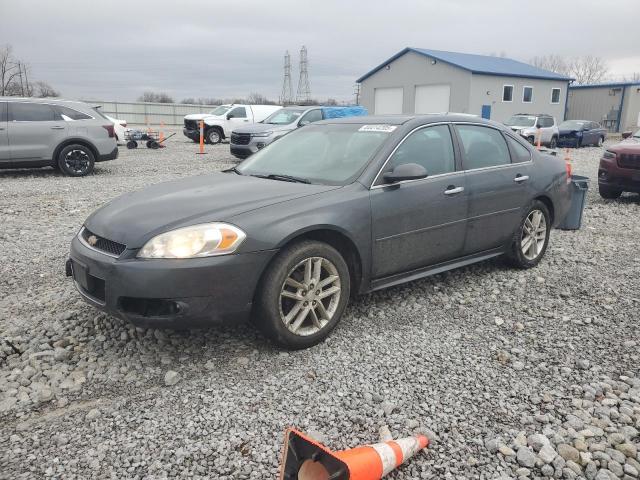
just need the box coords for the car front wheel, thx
[506,200,551,269]
[599,185,622,199]
[206,128,222,144]
[254,240,350,349]
[57,144,95,177]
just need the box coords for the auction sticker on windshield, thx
[358,125,397,133]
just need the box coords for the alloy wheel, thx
[64,149,90,174]
[279,257,341,336]
[521,209,547,260]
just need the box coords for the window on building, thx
[522,87,533,103]
[384,125,456,177]
[9,102,56,122]
[551,88,561,104]
[502,85,514,102]
[456,124,511,170]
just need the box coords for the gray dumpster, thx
[559,175,589,230]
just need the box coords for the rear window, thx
[55,105,92,121]
[10,102,56,122]
[92,107,111,121]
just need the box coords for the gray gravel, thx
[1,133,639,479]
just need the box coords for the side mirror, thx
[383,163,428,184]
[298,120,310,127]
[226,113,234,120]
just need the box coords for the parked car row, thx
[503,113,607,149]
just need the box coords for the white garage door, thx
[374,87,403,114]
[414,84,450,114]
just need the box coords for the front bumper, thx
[230,144,259,159]
[598,156,640,193]
[183,128,199,141]
[97,145,119,162]
[67,235,276,328]
[558,135,581,147]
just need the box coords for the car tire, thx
[506,200,551,269]
[549,136,558,149]
[57,144,95,177]
[206,128,222,144]
[599,185,622,199]
[126,140,137,149]
[575,138,582,149]
[254,240,351,350]
[527,136,535,145]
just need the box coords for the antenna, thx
[296,46,311,104]
[279,50,293,105]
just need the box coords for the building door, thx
[481,105,491,119]
[414,84,450,114]
[374,87,403,114]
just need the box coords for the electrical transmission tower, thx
[279,51,293,105]
[295,46,311,104]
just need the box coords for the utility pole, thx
[353,83,361,105]
[295,46,311,104]
[279,50,293,105]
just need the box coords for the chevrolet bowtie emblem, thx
[87,235,98,246]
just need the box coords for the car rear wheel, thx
[57,144,95,177]
[549,136,558,149]
[506,200,551,269]
[599,185,622,199]
[254,240,350,349]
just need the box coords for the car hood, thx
[559,128,582,135]
[508,125,535,132]
[232,123,294,134]
[609,138,640,153]
[184,113,222,121]
[84,173,339,248]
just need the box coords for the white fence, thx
[84,100,214,126]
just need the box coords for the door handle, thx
[444,186,464,195]
[514,175,530,183]
[51,126,65,130]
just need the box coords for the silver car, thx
[0,97,118,176]
[504,113,559,149]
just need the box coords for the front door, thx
[226,106,250,132]
[370,124,467,278]
[454,124,534,254]
[0,102,9,164]
[481,105,491,120]
[8,102,67,161]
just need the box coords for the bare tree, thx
[137,91,174,103]
[33,81,60,97]
[620,72,640,82]
[568,56,608,84]
[530,55,570,76]
[0,44,22,96]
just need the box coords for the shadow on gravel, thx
[0,167,110,179]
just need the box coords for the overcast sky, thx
[1,0,639,103]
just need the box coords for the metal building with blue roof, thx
[356,47,573,123]
[567,82,640,133]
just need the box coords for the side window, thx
[299,109,323,125]
[0,102,7,122]
[456,124,511,170]
[228,107,247,118]
[551,88,561,104]
[502,85,513,102]
[10,102,56,122]
[523,86,533,103]
[505,135,531,163]
[385,125,455,177]
[54,105,92,121]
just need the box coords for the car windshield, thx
[236,124,392,185]
[263,109,303,125]
[560,120,586,129]
[505,115,537,127]
[209,106,230,115]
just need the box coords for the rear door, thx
[8,102,67,161]
[454,124,534,255]
[0,102,9,164]
[370,124,467,277]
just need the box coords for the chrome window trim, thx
[8,101,95,122]
[370,121,533,190]
[77,227,121,259]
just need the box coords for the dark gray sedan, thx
[67,115,571,349]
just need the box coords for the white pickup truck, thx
[183,104,282,144]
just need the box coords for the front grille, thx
[184,119,198,130]
[618,153,640,170]
[81,228,126,257]
[231,132,251,145]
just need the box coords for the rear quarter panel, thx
[533,151,571,227]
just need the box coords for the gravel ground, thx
[1,132,638,479]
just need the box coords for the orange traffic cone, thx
[564,148,573,183]
[159,121,165,143]
[279,428,429,480]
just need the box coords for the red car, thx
[598,130,640,199]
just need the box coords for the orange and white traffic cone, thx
[564,148,573,183]
[159,121,165,144]
[279,428,429,480]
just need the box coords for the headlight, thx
[603,150,617,159]
[251,131,273,137]
[137,223,246,259]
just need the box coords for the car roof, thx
[317,113,500,126]
[513,113,552,117]
[0,96,89,106]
